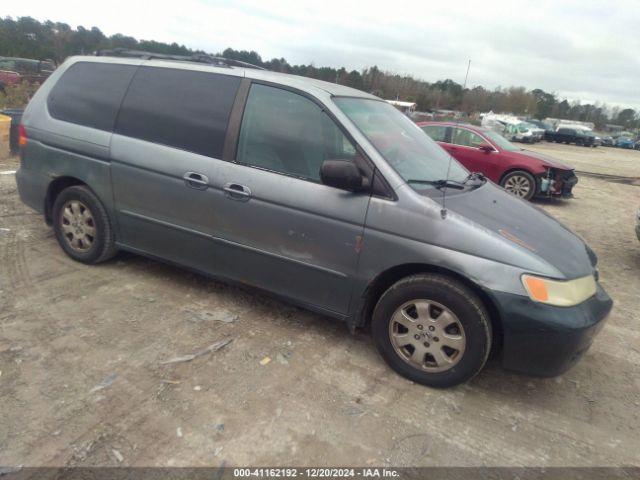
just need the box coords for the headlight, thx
[521,274,597,307]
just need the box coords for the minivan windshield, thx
[334,98,468,188]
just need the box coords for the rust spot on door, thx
[355,235,364,253]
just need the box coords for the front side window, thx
[334,98,468,188]
[421,125,448,142]
[451,128,485,148]
[237,84,357,182]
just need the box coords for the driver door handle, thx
[223,182,252,202]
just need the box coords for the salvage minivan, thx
[16,52,613,387]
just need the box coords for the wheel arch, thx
[355,263,503,351]
[44,176,89,225]
[498,167,540,185]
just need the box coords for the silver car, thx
[16,52,612,387]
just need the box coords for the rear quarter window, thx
[115,67,240,158]
[47,62,137,131]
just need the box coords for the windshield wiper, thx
[407,179,465,190]
[407,173,486,190]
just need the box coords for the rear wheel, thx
[52,185,117,264]
[371,274,492,388]
[500,170,536,200]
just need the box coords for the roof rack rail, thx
[93,48,266,70]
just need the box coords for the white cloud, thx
[6,0,640,108]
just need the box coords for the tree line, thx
[1,16,638,130]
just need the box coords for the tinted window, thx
[116,67,240,158]
[451,127,484,147]
[421,125,447,142]
[237,84,357,182]
[48,62,137,131]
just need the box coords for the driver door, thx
[447,127,487,172]
[207,83,371,315]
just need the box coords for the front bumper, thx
[540,170,578,198]
[558,171,579,198]
[492,284,612,376]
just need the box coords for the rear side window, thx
[48,62,137,131]
[236,84,357,182]
[116,67,240,158]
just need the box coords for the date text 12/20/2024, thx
[233,468,400,478]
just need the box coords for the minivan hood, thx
[508,149,574,170]
[441,182,594,279]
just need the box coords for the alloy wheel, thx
[504,175,532,198]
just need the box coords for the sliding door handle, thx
[183,172,209,190]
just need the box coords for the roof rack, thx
[93,48,265,70]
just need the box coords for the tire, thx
[500,170,536,200]
[371,274,492,388]
[52,185,117,264]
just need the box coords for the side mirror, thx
[478,143,494,153]
[320,160,364,191]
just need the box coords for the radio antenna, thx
[441,59,471,219]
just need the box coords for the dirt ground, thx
[526,141,640,178]
[1,144,639,468]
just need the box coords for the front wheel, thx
[52,185,117,264]
[371,274,492,388]
[500,170,536,200]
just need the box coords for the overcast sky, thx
[6,0,640,109]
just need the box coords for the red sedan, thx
[417,121,577,200]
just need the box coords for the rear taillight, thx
[18,124,27,147]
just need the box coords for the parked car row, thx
[502,121,545,143]
[613,134,636,149]
[0,56,55,92]
[546,127,600,147]
[601,134,640,149]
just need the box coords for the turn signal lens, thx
[523,276,548,302]
[18,124,27,147]
[521,274,597,307]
